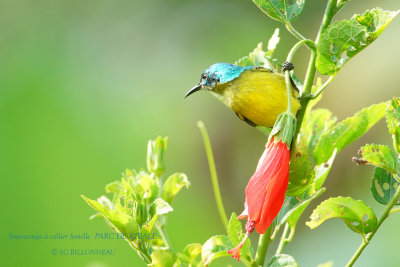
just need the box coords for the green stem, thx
[285,71,293,114]
[285,39,316,114]
[312,74,337,99]
[254,1,338,264]
[293,54,314,139]
[316,0,337,44]
[286,40,316,63]
[197,121,229,230]
[389,207,400,215]
[285,23,307,42]
[127,239,152,263]
[270,225,281,240]
[301,50,317,98]
[156,224,174,252]
[346,180,400,267]
[303,0,336,94]
[276,223,295,254]
[294,0,337,137]
[276,223,289,254]
[255,226,273,266]
[138,250,152,264]
[271,0,337,254]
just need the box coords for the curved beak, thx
[184,83,202,99]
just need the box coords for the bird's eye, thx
[202,74,206,80]
[211,77,219,83]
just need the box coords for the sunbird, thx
[185,63,300,127]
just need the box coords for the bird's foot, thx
[282,62,294,72]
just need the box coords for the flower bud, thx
[146,137,168,177]
[270,112,297,148]
[134,202,148,226]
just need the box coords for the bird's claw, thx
[282,62,294,72]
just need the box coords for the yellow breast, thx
[219,69,300,127]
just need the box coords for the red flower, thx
[239,138,290,233]
[228,137,290,260]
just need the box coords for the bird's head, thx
[185,63,233,98]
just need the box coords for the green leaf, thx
[141,214,158,236]
[234,31,303,91]
[386,97,400,153]
[267,254,299,267]
[105,180,122,194]
[138,215,158,263]
[201,235,232,266]
[235,42,265,67]
[316,9,399,75]
[150,249,178,267]
[152,198,173,216]
[132,173,159,203]
[97,195,114,210]
[235,42,280,72]
[81,195,138,235]
[371,167,400,205]
[285,188,326,228]
[120,178,135,206]
[306,197,377,235]
[234,29,285,73]
[357,144,399,175]
[276,187,326,228]
[122,168,137,181]
[353,9,399,38]
[178,243,202,265]
[275,152,336,229]
[252,0,305,23]
[313,102,386,165]
[287,135,315,196]
[314,150,337,190]
[303,108,337,155]
[162,173,190,204]
[227,213,251,261]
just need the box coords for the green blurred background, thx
[1,0,399,266]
